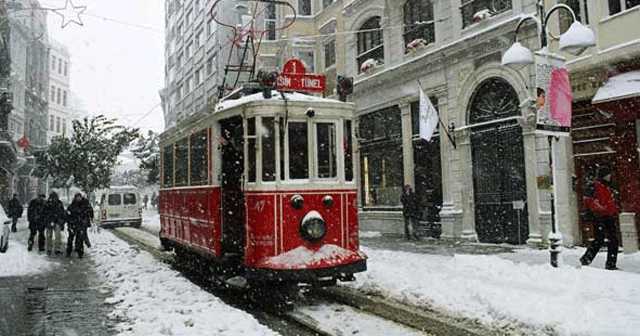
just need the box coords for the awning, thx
[592,70,640,104]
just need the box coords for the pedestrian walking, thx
[44,192,66,256]
[66,193,93,258]
[400,185,420,241]
[143,194,149,210]
[580,166,620,270]
[27,194,47,252]
[7,194,23,233]
[151,192,158,209]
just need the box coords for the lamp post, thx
[501,0,596,267]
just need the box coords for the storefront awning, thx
[592,70,640,104]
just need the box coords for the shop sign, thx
[276,59,326,93]
[534,52,573,136]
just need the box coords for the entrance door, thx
[469,77,528,244]
[220,117,245,256]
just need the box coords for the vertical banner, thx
[534,52,573,136]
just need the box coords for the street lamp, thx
[501,1,596,268]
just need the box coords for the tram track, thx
[108,227,486,336]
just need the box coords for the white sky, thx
[42,0,165,133]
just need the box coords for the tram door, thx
[220,117,245,257]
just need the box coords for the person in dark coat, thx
[27,194,47,252]
[66,193,93,258]
[7,194,23,233]
[44,192,66,255]
[580,166,620,270]
[143,194,149,210]
[400,185,420,241]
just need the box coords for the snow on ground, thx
[92,231,278,336]
[296,302,424,336]
[349,247,640,336]
[0,238,55,277]
[142,210,160,235]
[359,231,382,238]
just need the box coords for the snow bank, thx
[0,239,55,277]
[260,244,362,269]
[349,247,640,335]
[92,231,277,336]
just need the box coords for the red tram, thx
[158,86,366,287]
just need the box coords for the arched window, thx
[469,77,519,124]
[357,16,384,72]
[403,0,435,49]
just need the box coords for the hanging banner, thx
[534,52,573,136]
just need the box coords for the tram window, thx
[162,144,173,187]
[289,122,309,179]
[262,117,276,182]
[317,123,337,178]
[247,117,256,183]
[345,120,354,181]
[190,129,209,186]
[174,138,189,187]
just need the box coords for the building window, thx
[64,62,68,76]
[195,29,203,48]
[56,117,61,133]
[357,16,384,72]
[185,9,192,26]
[186,42,193,59]
[324,39,336,68]
[403,0,435,51]
[56,88,61,104]
[185,76,192,93]
[299,0,312,15]
[178,23,183,37]
[359,106,403,208]
[461,0,512,28]
[206,55,215,75]
[50,85,55,101]
[63,119,67,135]
[189,129,209,186]
[322,0,334,9]
[63,91,67,107]
[609,0,640,15]
[176,52,183,68]
[51,55,56,70]
[295,49,315,72]
[49,115,54,130]
[265,2,276,40]
[58,59,62,74]
[195,67,202,86]
[560,0,589,33]
[207,18,214,36]
[176,84,183,100]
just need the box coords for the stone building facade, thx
[47,39,71,142]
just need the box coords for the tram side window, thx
[162,144,173,187]
[317,123,337,178]
[345,120,354,181]
[247,117,256,183]
[262,117,276,182]
[190,129,209,186]
[289,122,309,179]
[174,138,189,187]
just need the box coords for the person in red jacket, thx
[580,166,620,270]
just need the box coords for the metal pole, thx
[548,136,560,267]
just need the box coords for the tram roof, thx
[215,90,345,111]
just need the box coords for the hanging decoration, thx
[52,0,87,29]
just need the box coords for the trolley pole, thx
[548,136,561,267]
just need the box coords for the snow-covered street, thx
[350,244,640,335]
[92,230,278,336]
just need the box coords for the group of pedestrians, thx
[7,192,94,258]
[142,192,158,210]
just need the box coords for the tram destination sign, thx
[276,59,326,93]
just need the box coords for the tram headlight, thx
[322,195,334,207]
[291,194,304,209]
[300,211,326,242]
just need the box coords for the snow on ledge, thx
[258,244,364,270]
[592,70,640,104]
[216,91,342,111]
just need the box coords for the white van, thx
[98,186,142,228]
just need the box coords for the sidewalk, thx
[0,221,115,336]
[353,232,640,335]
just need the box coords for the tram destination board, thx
[276,58,326,93]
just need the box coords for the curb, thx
[318,287,491,336]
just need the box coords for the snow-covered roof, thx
[108,185,138,191]
[592,71,640,104]
[216,91,342,112]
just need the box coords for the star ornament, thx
[53,0,87,29]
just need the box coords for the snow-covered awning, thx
[592,71,640,104]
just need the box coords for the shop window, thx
[174,138,189,187]
[262,117,276,181]
[163,144,174,187]
[359,106,402,141]
[357,16,384,72]
[247,117,257,182]
[344,120,354,181]
[461,0,512,28]
[403,0,435,51]
[317,123,337,178]
[190,129,209,186]
[289,122,309,179]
